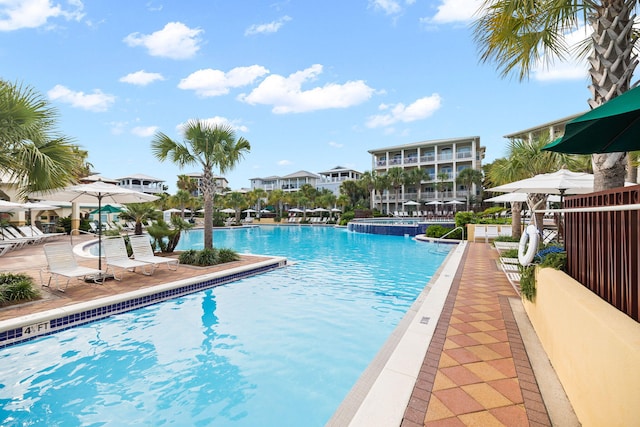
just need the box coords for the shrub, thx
[339,211,354,226]
[426,225,461,239]
[0,273,39,303]
[500,248,519,259]
[217,248,240,263]
[519,265,536,301]
[178,249,198,265]
[195,248,218,266]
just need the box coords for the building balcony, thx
[456,152,473,160]
[119,184,164,194]
[420,155,435,163]
[438,154,453,161]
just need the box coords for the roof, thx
[80,174,119,184]
[368,136,481,153]
[116,173,164,182]
[503,112,585,139]
[281,170,321,179]
[318,166,362,175]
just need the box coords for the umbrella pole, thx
[97,194,103,272]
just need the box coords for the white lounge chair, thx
[19,225,64,241]
[486,225,499,242]
[103,236,154,280]
[41,242,103,291]
[473,225,487,242]
[128,234,179,271]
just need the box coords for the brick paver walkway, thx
[402,242,551,426]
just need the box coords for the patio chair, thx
[473,225,487,242]
[486,225,500,242]
[103,236,154,280]
[41,242,104,291]
[19,225,64,240]
[129,234,179,271]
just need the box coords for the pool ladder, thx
[431,226,465,253]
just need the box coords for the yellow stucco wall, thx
[523,268,640,427]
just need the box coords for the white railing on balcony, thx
[456,152,472,160]
[121,184,163,194]
[405,157,418,164]
[376,160,387,167]
[438,154,453,161]
[420,155,435,163]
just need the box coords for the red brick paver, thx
[402,242,551,426]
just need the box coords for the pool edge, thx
[326,241,467,426]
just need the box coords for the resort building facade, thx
[184,172,229,197]
[250,167,362,196]
[368,136,485,213]
[116,174,166,195]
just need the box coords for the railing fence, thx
[564,185,639,322]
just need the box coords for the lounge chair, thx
[103,236,154,280]
[19,225,64,241]
[486,225,499,242]
[128,234,179,271]
[41,242,104,291]
[473,225,487,242]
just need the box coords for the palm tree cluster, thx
[473,0,637,191]
[355,167,482,213]
[0,80,90,197]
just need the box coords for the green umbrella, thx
[543,85,640,154]
[89,204,122,214]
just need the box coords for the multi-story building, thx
[250,170,320,193]
[184,172,229,197]
[316,166,362,195]
[368,136,485,213]
[503,112,583,142]
[116,174,166,195]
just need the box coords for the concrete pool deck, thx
[0,233,577,426]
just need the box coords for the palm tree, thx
[250,188,267,216]
[152,121,250,249]
[176,174,198,195]
[268,189,285,218]
[119,202,159,235]
[456,168,483,211]
[360,171,376,210]
[488,136,583,236]
[0,80,83,196]
[436,171,451,206]
[473,0,635,191]
[404,168,430,202]
[373,173,390,214]
[225,191,247,223]
[171,190,193,218]
[386,167,405,212]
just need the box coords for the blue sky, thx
[2,0,594,192]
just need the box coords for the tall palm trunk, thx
[588,1,637,191]
[202,166,215,249]
[511,201,522,239]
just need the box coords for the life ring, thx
[518,225,539,266]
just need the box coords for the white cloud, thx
[328,141,343,148]
[123,22,203,60]
[533,26,589,82]
[176,116,249,134]
[119,70,165,86]
[427,0,483,24]
[245,15,291,36]
[366,94,442,128]
[369,0,401,15]
[278,160,292,166]
[178,65,269,97]
[47,84,115,112]
[239,64,375,114]
[0,0,84,31]
[131,126,158,137]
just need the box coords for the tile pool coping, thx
[327,241,466,426]
[0,255,287,348]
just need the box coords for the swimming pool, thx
[0,226,452,426]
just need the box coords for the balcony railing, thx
[456,152,472,159]
[420,155,435,163]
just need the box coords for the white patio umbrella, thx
[484,193,561,203]
[242,208,257,218]
[487,169,595,196]
[330,208,342,212]
[0,200,24,212]
[289,208,304,213]
[220,208,236,214]
[31,181,159,274]
[425,201,443,205]
[403,200,420,206]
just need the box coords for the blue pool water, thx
[0,226,451,426]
